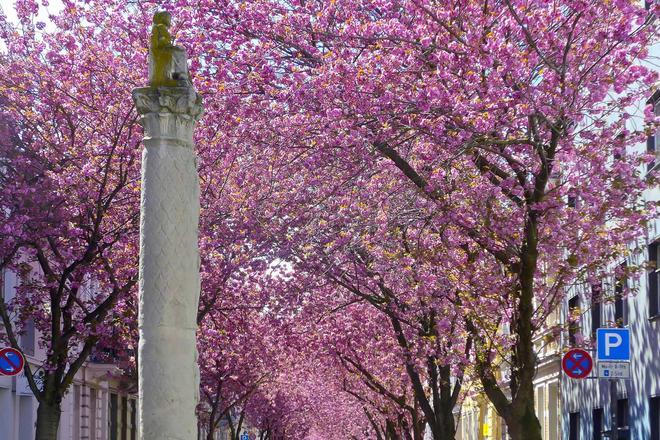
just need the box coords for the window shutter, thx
[650,242,659,317]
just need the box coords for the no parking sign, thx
[0,347,25,376]
[562,348,593,379]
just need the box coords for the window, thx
[648,134,656,171]
[548,383,559,440]
[569,412,580,440]
[614,265,627,327]
[130,400,137,440]
[73,385,81,440]
[536,386,546,437]
[569,295,581,346]
[90,388,97,440]
[650,242,659,318]
[593,408,603,440]
[651,396,660,440]
[121,396,128,440]
[110,393,118,440]
[617,398,630,440]
[592,283,603,338]
[18,395,33,440]
[20,319,35,356]
[648,92,659,172]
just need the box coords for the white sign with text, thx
[597,361,630,379]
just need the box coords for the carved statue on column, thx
[149,11,191,88]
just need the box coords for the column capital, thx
[132,86,203,147]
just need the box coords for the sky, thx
[0,0,64,29]
[0,0,64,51]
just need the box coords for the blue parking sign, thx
[596,328,630,361]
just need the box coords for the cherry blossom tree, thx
[0,7,142,437]
[1,1,657,439]
[196,291,274,440]
[0,3,277,437]
[171,1,656,438]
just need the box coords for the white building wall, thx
[560,16,660,439]
[0,267,138,440]
[0,352,138,440]
[561,244,660,440]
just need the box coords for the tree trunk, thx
[35,401,61,440]
[428,364,457,440]
[505,403,543,440]
[206,407,217,440]
[431,412,455,440]
[226,413,235,440]
[413,416,426,440]
[503,213,542,440]
[234,409,245,440]
[384,420,399,440]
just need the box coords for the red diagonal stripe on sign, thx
[0,351,20,371]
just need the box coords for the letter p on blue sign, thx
[596,328,630,361]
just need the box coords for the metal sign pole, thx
[610,378,618,440]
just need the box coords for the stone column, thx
[132,83,203,440]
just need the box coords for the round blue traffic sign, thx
[0,347,25,376]
[562,348,593,379]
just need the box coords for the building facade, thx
[0,268,138,440]
[560,110,660,439]
[559,14,659,437]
